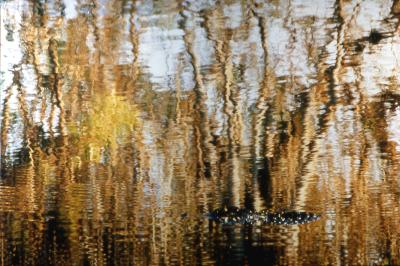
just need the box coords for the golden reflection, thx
[3,0,400,265]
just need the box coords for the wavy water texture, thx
[1,0,400,265]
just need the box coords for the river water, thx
[1,0,400,265]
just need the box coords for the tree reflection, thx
[2,0,400,264]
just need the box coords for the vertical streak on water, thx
[251,2,273,210]
[296,0,347,209]
[179,5,206,179]
[0,2,2,179]
[0,1,8,178]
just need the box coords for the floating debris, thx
[368,30,384,44]
[207,207,321,225]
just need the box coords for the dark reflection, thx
[2,0,400,265]
[211,226,281,265]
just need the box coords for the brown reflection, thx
[3,0,400,265]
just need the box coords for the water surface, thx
[1,0,400,265]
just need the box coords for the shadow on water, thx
[2,0,400,265]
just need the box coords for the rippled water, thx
[2,0,400,265]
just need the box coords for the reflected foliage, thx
[1,0,400,265]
